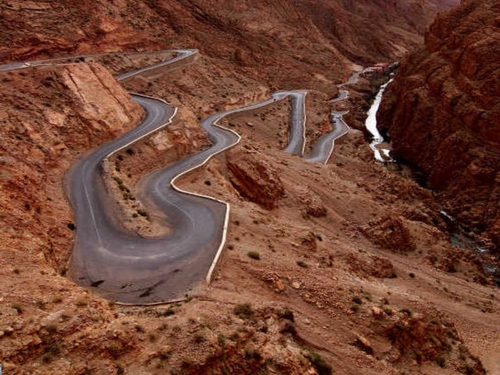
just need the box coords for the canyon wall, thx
[378,0,500,248]
[1,0,453,85]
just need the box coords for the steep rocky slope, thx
[378,0,500,250]
[0,63,143,269]
[1,0,453,86]
[291,0,456,63]
[3,1,499,374]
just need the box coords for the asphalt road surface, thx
[68,88,310,303]
[306,110,349,164]
[282,91,307,156]
[2,49,355,303]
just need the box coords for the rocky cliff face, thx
[1,0,453,88]
[378,0,500,249]
[0,63,143,269]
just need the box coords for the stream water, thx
[364,78,394,162]
[363,74,499,283]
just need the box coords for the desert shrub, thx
[297,260,308,268]
[436,357,446,368]
[306,352,332,375]
[247,251,260,260]
[41,342,61,363]
[245,349,262,360]
[193,333,206,344]
[278,308,295,322]
[234,303,254,319]
[352,296,363,305]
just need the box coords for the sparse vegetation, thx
[352,296,363,305]
[107,341,124,360]
[155,308,175,317]
[159,351,171,361]
[134,324,145,333]
[305,351,332,375]
[217,334,226,347]
[53,296,63,303]
[41,342,62,364]
[297,260,308,268]
[75,299,87,307]
[436,356,446,368]
[116,364,125,375]
[45,324,58,334]
[234,303,255,319]
[245,349,262,360]
[247,251,260,260]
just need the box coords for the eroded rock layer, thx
[0,63,144,268]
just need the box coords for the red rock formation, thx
[227,148,285,209]
[378,0,500,249]
[347,254,397,279]
[384,314,485,373]
[0,0,453,87]
[361,215,416,253]
[0,63,143,267]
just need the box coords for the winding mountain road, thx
[68,85,308,303]
[306,110,349,164]
[116,49,197,81]
[283,91,307,156]
[2,50,362,303]
[302,69,369,164]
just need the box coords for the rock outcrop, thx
[227,148,285,209]
[0,63,143,267]
[384,314,486,374]
[348,254,397,279]
[297,188,327,219]
[361,216,416,253]
[378,0,500,249]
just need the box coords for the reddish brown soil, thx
[2,1,499,374]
